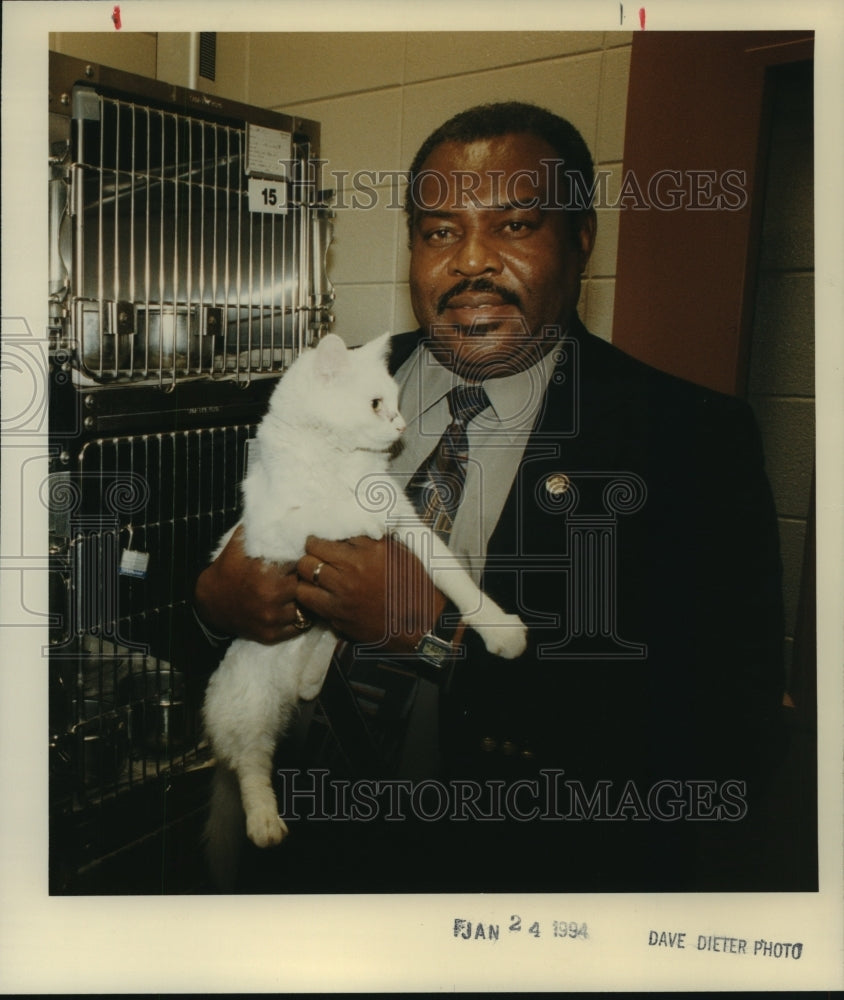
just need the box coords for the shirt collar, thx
[397,342,558,436]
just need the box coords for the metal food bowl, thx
[120,668,187,755]
[68,697,128,788]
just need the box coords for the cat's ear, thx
[357,331,393,365]
[313,333,350,379]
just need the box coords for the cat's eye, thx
[371,398,382,411]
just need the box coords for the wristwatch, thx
[414,601,465,669]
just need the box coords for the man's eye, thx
[424,227,456,243]
[501,220,534,235]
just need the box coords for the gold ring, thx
[292,607,312,632]
[312,561,325,586]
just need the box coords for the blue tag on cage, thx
[119,548,150,579]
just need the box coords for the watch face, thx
[417,633,452,667]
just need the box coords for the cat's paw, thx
[464,612,528,660]
[246,806,289,848]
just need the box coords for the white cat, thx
[202,332,527,888]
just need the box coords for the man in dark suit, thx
[195,103,786,891]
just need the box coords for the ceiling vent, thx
[198,32,217,82]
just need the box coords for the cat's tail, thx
[204,763,245,892]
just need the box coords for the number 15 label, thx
[247,178,288,215]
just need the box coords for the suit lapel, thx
[487,319,640,562]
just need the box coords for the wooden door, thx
[612,30,814,396]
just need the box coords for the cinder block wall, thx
[50,31,159,78]
[746,61,815,682]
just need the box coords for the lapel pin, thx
[545,473,571,496]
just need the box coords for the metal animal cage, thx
[49,55,333,386]
[47,52,333,892]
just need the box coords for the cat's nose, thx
[394,415,406,433]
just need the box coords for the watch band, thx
[433,599,461,641]
[414,601,466,669]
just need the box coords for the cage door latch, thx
[104,300,136,337]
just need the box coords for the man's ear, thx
[576,209,597,273]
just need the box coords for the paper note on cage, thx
[245,123,292,179]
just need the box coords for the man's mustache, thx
[436,278,523,315]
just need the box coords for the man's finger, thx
[295,579,335,619]
[296,553,336,590]
[303,534,378,563]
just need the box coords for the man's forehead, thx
[413,135,564,210]
[421,133,555,164]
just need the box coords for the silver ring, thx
[312,561,325,586]
[292,607,312,632]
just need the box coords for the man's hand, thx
[296,535,446,655]
[194,525,304,645]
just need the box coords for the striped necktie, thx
[313,385,490,775]
[405,383,491,542]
